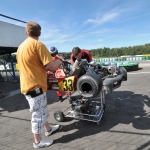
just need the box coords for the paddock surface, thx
[0,61,150,150]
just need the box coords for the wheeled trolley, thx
[54,88,105,125]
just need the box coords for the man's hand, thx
[47,70,55,74]
[56,55,65,61]
[46,59,63,71]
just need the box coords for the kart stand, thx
[54,88,105,125]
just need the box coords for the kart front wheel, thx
[54,111,64,122]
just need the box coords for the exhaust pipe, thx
[103,67,127,94]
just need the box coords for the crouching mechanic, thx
[48,46,70,102]
[70,47,92,64]
[16,21,63,148]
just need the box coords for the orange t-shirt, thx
[16,37,53,94]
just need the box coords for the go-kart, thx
[47,58,127,125]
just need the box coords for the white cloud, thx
[116,13,150,22]
[88,29,110,35]
[86,9,120,25]
[41,29,61,39]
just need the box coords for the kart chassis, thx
[54,88,105,125]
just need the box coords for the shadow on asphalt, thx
[0,90,150,144]
[0,94,28,112]
[54,91,150,143]
[105,91,150,130]
[0,90,60,113]
[137,67,143,71]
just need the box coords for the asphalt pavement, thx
[0,61,150,150]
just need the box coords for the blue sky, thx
[0,0,150,53]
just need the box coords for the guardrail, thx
[93,56,150,62]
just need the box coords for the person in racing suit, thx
[70,47,92,65]
[48,46,70,102]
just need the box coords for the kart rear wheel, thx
[54,111,64,122]
[77,73,103,98]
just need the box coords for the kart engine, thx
[71,99,90,114]
[88,61,118,78]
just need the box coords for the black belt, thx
[26,88,43,98]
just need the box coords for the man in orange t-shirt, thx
[16,21,63,148]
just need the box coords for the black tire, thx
[76,73,103,98]
[103,104,106,111]
[54,111,64,122]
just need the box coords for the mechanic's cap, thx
[49,46,58,54]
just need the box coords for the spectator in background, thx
[70,47,92,65]
[16,21,62,149]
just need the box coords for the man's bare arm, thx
[45,59,63,71]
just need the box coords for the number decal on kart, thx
[58,76,75,92]
[63,79,73,91]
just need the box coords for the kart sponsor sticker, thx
[58,76,74,92]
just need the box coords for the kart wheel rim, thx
[56,114,61,121]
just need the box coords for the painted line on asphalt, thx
[128,72,150,74]
[0,89,20,100]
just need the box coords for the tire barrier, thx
[119,62,139,72]
[142,56,150,60]
[98,56,150,62]
[98,62,139,72]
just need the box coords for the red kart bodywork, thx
[47,68,78,92]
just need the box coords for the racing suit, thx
[70,49,92,65]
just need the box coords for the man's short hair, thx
[72,47,81,56]
[26,21,41,37]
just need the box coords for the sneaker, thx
[33,138,53,148]
[45,125,60,137]
[59,96,63,102]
